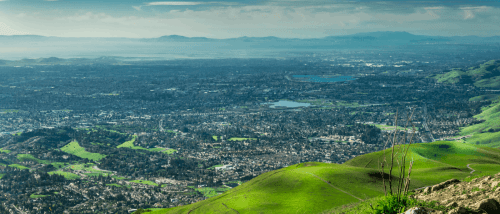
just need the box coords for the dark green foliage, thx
[372,194,413,214]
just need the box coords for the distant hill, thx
[1,31,500,60]
[147,141,500,214]
[431,59,500,88]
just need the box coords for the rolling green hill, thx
[460,96,500,147]
[147,141,500,214]
[431,59,500,88]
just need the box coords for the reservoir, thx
[263,100,311,108]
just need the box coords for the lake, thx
[293,75,355,83]
[263,100,311,108]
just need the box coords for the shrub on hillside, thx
[372,194,413,214]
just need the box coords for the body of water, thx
[293,75,355,83]
[263,100,311,108]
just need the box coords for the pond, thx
[263,100,311,108]
[293,75,355,83]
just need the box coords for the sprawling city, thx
[1,0,500,213]
[0,46,499,213]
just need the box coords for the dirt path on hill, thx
[305,172,363,201]
[467,164,475,174]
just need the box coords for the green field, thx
[61,141,107,161]
[227,137,257,141]
[148,141,500,214]
[85,172,110,177]
[50,162,67,169]
[11,132,22,136]
[335,101,361,108]
[162,149,177,154]
[212,136,218,140]
[130,180,158,186]
[207,164,223,170]
[112,175,127,180]
[17,154,50,164]
[9,164,30,170]
[0,174,4,179]
[370,123,419,131]
[116,135,145,150]
[48,171,80,179]
[106,183,123,188]
[67,163,104,173]
[0,109,19,113]
[30,194,49,199]
[117,135,172,153]
[0,148,10,153]
[148,147,167,152]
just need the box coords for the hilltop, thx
[431,59,500,88]
[145,141,500,214]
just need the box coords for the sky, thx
[0,0,499,38]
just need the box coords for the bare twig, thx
[376,108,417,207]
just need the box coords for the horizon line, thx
[1,31,498,40]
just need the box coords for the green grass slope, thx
[460,96,500,147]
[431,59,500,88]
[433,69,466,84]
[346,141,500,184]
[117,135,173,153]
[469,94,500,102]
[148,141,500,214]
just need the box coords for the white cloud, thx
[132,6,142,11]
[3,4,499,38]
[146,2,206,6]
[464,10,474,20]
[0,22,30,35]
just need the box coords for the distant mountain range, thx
[4,31,499,43]
[1,31,499,60]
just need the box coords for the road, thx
[12,204,27,214]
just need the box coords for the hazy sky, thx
[0,0,499,38]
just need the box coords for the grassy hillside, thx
[469,94,500,102]
[431,59,500,88]
[433,69,466,84]
[460,96,500,147]
[61,141,107,161]
[147,141,500,214]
